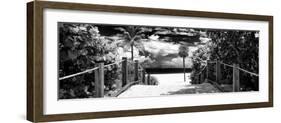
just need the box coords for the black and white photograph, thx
[58,22,259,99]
[25,1,274,122]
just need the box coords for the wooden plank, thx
[147,74,151,85]
[233,64,240,92]
[200,71,204,83]
[183,57,186,82]
[142,70,146,84]
[94,67,99,97]
[216,60,221,84]
[111,81,140,97]
[27,2,35,122]
[206,60,209,80]
[122,57,128,87]
[134,60,139,81]
[95,63,104,97]
[207,79,224,92]
[198,74,201,84]
[99,63,104,97]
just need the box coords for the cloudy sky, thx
[114,35,197,68]
[139,35,198,68]
[95,24,205,68]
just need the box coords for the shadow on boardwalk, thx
[162,83,220,95]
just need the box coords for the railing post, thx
[198,74,201,84]
[122,57,128,87]
[233,64,240,92]
[216,60,221,84]
[183,57,186,82]
[142,70,146,84]
[206,60,209,80]
[194,75,198,84]
[134,60,139,82]
[200,71,204,83]
[147,74,151,85]
[95,63,104,97]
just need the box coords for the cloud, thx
[162,57,193,68]
[199,37,211,44]
[148,34,159,40]
[143,40,180,57]
[142,40,196,68]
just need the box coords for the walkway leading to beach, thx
[118,73,220,98]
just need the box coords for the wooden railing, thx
[59,57,151,98]
[194,60,259,92]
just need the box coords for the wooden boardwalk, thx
[118,73,220,98]
[59,57,258,98]
[118,83,220,97]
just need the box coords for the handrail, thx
[195,60,259,84]
[194,59,259,92]
[59,67,99,81]
[208,61,216,64]
[59,60,125,81]
[59,57,149,97]
[220,62,233,68]
[104,60,124,68]
[237,67,259,77]
[220,62,258,76]
[201,59,259,77]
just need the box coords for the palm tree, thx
[114,26,152,60]
[178,45,189,82]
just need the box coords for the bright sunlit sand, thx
[152,73,191,86]
[118,73,193,97]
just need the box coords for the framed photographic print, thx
[27,0,273,122]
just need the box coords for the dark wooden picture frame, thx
[27,1,273,122]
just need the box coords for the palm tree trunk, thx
[183,57,186,82]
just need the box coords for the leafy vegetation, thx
[59,23,122,99]
[191,30,259,91]
[58,24,155,99]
